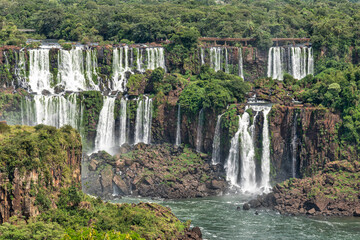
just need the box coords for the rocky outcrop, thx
[248,160,360,217]
[270,105,341,181]
[0,123,82,223]
[82,143,227,199]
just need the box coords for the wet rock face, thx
[82,143,228,199]
[248,161,360,217]
[269,105,341,181]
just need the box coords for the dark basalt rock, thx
[82,143,228,199]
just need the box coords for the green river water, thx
[114,194,360,240]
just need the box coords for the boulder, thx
[243,203,250,210]
[113,175,130,195]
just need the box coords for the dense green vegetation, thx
[179,65,251,115]
[1,0,360,58]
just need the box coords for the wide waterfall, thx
[21,94,81,129]
[94,97,116,153]
[28,49,53,93]
[267,46,314,80]
[211,113,223,165]
[134,97,153,144]
[224,104,272,193]
[203,47,244,79]
[291,113,298,178]
[196,108,204,153]
[175,104,181,146]
[119,98,128,146]
[112,47,165,91]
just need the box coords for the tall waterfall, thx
[196,108,204,153]
[22,94,80,129]
[268,46,314,80]
[85,49,100,90]
[94,97,116,153]
[200,48,205,65]
[224,104,272,193]
[239,48,244,80]
[239,112,257,192]
[57,47,88,91]
[211,113,223,165]
[291,113,298,178]
[112,47,130,91]
[119,98,127,146]
[175,104,181,146]
[225,116,242,186]
[210,47,222,72]
[267,47,284,80]
[134,97,153,144]
[28,49,53,93]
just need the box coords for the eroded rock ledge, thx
[247,161,360,217]
[82,143,228,199]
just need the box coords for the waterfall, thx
[249,105,272,192]
[211,113,223,165]
[15,50,26,87]
[291,113,298,178]
[196,108,204,153]
[200,48,205,65]
[146,48,166,70]
[112,47,130,91]
[119,98,127,146]
[28,49,53,93]
[225,48,229,73]
[134,97,153,144]
[239,112,257,191]
[307,47,314,76]
[85,48,100,90]
[267,47,284,80]
[113,47,165,91]
[268,46,314,80]
[239,48,244,80]
[175,104,181,146]
[22,94,80,129]
[94,97,116,153]
[225,116,242,186]
[210,47,222,72]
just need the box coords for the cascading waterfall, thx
[145,48,166,71]
[225,48,229,73]
[291,113,298,178]
[22,94,80,129]
[119,98,127,146]
[94,97,116,153]
[175,104,181,146]
[211,113,223,165]
[268,46,314,80]
[224,104,272,193]
[267,47,284,80]
[112,47,130,91]
[85,48,100,90]
[210,47,222,72]
[113,47,165,91]
[196,108,204,153]
[28,49,53,93]
[225,116,242,186]
[134,97,153,144]
[238,111,257,192]
[200,48,205,65]
[15,50,26,87]
[57,47,88,91]
[238,48,244,80]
